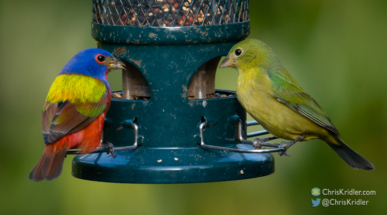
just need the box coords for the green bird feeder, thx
[72,0,284,183]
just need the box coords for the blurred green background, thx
[0,0,386,214]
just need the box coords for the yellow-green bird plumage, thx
[46,74,108,117]
[220,39,374,170]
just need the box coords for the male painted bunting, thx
[220,39,374,170]
[29,49,125,181]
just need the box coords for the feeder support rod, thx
[66,122,140,155]
[197,121,285,153]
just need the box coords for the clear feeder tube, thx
[195,64,207,99]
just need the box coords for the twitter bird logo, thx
[312,198,321,207]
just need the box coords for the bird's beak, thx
[219,57,236,68]
[109,57,126,70]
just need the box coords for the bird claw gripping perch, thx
[277,135,306,156]
[66,142,117,158]
[252,137,279,149]
[100,142,117,158]
[278,142,292,157]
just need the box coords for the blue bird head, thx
[59,48,125,84]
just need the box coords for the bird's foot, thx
[278,134,307,156]
[278,142,292,156]
[99,142,117,158]
[252,136,278,149]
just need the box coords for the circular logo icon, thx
[322,198,330,207]
[311,187,321,196]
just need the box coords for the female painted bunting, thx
[220,39,374,170]
[29,49,125,181]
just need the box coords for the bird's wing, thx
[268,70,340,136]
[41,75,109,144]
[41,91,108,144]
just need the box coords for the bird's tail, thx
[29,144,68,181]
[326,136,374,170]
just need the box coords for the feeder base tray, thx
[72,145,275,183]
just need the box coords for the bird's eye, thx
[235,49,242,56]
[95,54,106,63]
